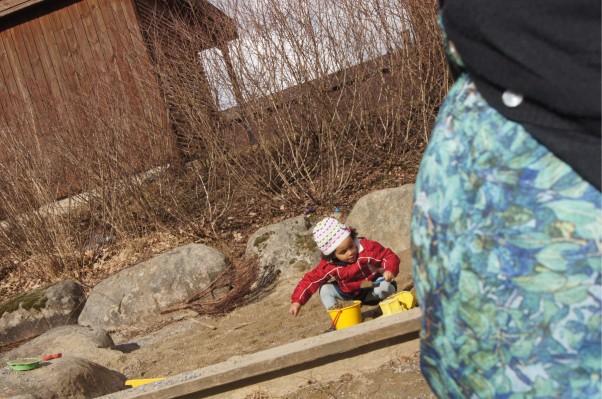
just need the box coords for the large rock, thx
[0,356,126,398]
[346,185,415,288]
[1,325,119,369]
[246,216,321,286]
[78,243,229,330]
[0,280,86,346]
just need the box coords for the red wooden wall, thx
[0,0,170,198]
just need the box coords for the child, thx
[289,217,400,330]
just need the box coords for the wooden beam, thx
[0,0,46,18]
[106,308,422,399]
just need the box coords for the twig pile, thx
[160,255,260,315]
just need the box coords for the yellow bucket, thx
[379,289,418,316]
[327,300,362,330]
[392,289,417,310]
[379,296,403,316]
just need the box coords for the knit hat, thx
[313,217,351,255]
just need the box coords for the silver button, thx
[447,40,465,68]
[502,90,524,107]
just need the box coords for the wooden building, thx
[0,0,237,199]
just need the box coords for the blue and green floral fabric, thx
[411,74,601,398]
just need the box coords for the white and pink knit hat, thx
[313,217,350,255]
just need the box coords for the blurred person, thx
[411,0,601,397]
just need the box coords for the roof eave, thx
[0,0,45,18]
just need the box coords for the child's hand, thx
[383,270,395,282]
[290,302,302,317]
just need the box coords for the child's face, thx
[333,236,357,263]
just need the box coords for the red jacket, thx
[291,238,400,305]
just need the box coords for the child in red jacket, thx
[289,217,400,328]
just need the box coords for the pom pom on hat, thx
[313,217,350,255]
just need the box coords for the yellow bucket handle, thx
[331,309,343,329]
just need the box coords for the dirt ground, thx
[0,220,436,398]
[99,274,435,399]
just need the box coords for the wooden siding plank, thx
[65,0,100,84]
[0,36,20,126]
[98,0,141,115]
[47,7,81,94]
[38,10,76,127]
[19,22,51,99]
[43,5,84,195]
[56,2,85,85]
[1,29,35,129]
[119,0,168,129]
[107,0,153,124]
[0,32,20,124]
[86,0,128,105]
[28,18,71,129]
[108,0,144,85]
[9,26,43,108]
[19,21,60,123]
[116,0,144,50]
[0,77,10,124]
[74,0,111,86]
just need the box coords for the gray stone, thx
[1,325,117,367]
[0,356,126,398]
[0,280,86,347]
[78,243,229,330]
[246,216,321,286]
[346,185,415,288]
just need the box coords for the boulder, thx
[1,325,119,369]
[0,280,86,347]
[246,216,321,286]
[0,356,126,398]
[78,243,229,330]
[346,185,415,288]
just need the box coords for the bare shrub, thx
[0,0,448,289]
[0,75,175,280]
[196,0,449,207]
[160,254,260,316]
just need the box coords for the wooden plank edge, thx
[0,0,45,18]
[105,308,422,399]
